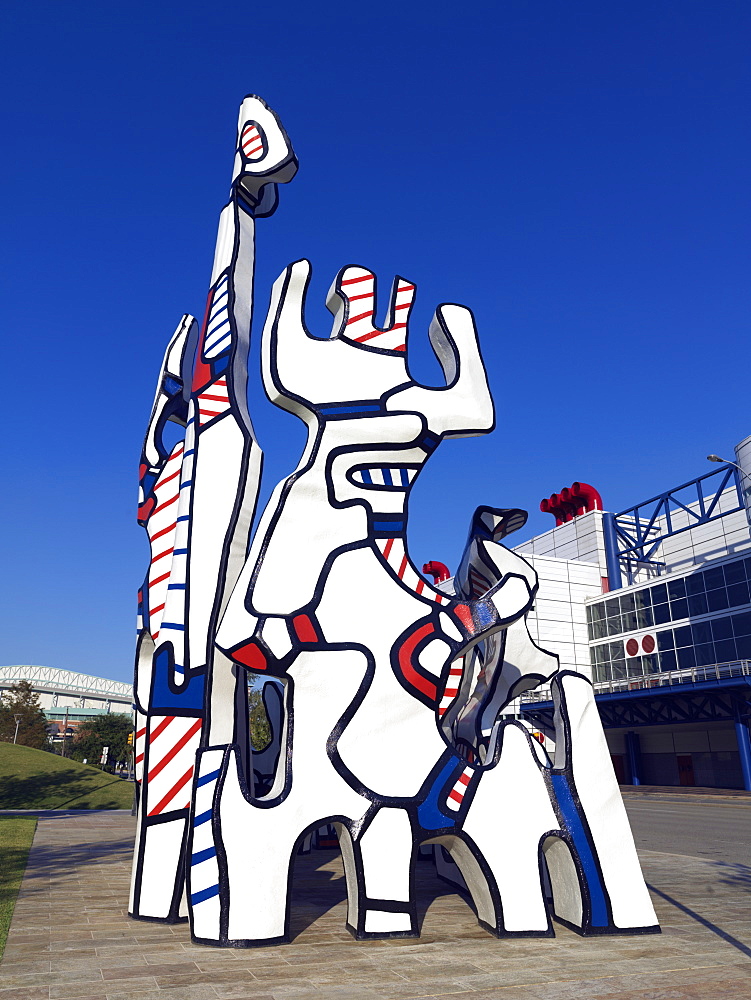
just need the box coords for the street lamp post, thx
[708,452,751,539]
[13,714,22,745]
[707,454,751,483]
[707,454,751,516]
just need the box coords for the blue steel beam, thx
[521,675,751,732]
[625,731,642,786]
[602,512,623,592]
[610,465,743,584]
[733,704,751,792]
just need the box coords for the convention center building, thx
[511,436,751,791]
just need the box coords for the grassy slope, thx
[0,816,36,960]
[0,743,133,809]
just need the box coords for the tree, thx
[249,687,271,751]
[70,713,132,766]
[0,681,50,749]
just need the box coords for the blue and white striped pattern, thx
[189,751,224,935]
[203,274,232,359]
[352,466,418,489]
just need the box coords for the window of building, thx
[589,604,751,680]
[586,555,751,640]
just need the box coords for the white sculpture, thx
[130,94,659,947]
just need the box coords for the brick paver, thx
[1,810,749,999]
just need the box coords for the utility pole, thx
[61,707,69,757]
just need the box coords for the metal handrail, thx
[520,659,751,703]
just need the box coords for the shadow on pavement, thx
[712,860,751,894]
[647,882,751,959]
[287,850,472,941]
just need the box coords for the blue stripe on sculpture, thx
[191,884,220,905]
[417,755,464,830]
[373,519,405,532]
[192,846,217,866]
[551,773,608,927]
[197,768,221,788]
[319,403,381,415]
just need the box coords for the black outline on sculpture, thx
[130,93,659,949]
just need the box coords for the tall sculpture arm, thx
[130,95,297,924]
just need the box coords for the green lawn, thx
[0,743,134,810]
[0,816,36,960]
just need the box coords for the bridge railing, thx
[519,659,751,704]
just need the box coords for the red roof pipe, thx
[540,482,603,524]
[540,495,573,526]
[555,492,580,520]
[561,487,587,518]
[422,560,450,584]
[539,497,561,525]
[571,481,603,512]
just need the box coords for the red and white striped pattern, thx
[157,415,196,673]
[133,714,148,783]
[198,378,231,427]
[338,267,414,353]
[240,122,264,161]
[438,656,466,718]
[375,537,448,604]
[146,441,185,640]
[144,714,203,816]
[445,765,474,812]
[468,564,493,599]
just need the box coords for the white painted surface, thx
[561,674,658,929]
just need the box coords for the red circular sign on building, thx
[625,638,639,657]
[642,634,656,654]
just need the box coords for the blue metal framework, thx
[520,675,751,790]
[602,465,743,588]
[521,676,751,731]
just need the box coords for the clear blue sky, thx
[2,1,750,683]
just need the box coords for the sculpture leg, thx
[459,723,558,936]
[190,745,297,945]
[189,649,371,945]
[549,673,659,934]
[348,807,417,939]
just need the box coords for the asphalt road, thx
[624,796,751,865]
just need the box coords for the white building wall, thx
[520,554,602,680]
[0,666,132,714]
[31,690,131,712]
[514,510,609,579]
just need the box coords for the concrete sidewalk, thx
[0,810,749,1000]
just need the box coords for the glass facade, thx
[588,555,751,682]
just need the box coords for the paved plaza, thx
[1,798,750,1000]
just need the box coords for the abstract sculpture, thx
[130,95,659,945]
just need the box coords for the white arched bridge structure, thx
[0,665,132,714]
